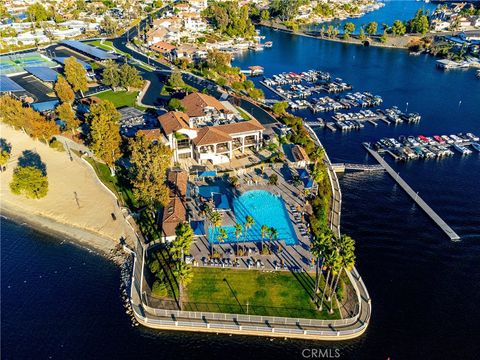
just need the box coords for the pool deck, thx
[189,166,315,273]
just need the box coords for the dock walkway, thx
[364,145,460,241]
[332,163,385,173]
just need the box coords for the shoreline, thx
[0,124,135,265]
[1,203,126,264]
[258,22,413,50]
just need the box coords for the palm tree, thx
[171,222,194,261]
[329,235,356,313]
[174,261,193,310]
[217,227,228,255]
[326,251,342,314]
[268,227,278,243]
[310,230,334,300]
[260,224,269,252]
[208,210,222,257]
[318,242,339,311]
[244,215,254,242]
[234,223,243,256]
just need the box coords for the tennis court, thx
[0,52,56,75]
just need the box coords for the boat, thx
[264,41,273,48]
[471,143,480,152]
[467,132,479,142]
[453,144,472,155]
[249,44,264,51]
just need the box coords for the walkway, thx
[364,144,460,241]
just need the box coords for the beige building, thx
[155,94,265,165]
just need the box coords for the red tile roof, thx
[157,111,191,135]
[180,92,231,118]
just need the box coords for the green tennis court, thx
[0,52,56,75]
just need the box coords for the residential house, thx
[150,41,177,60]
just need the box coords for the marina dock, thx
[364,144,460,241]
[332,163,385,173]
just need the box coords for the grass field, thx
[95,90,146,110]
[183,267,339,319]
[85,40,124,54]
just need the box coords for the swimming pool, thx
[208,190,298,245]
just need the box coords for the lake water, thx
[2,1,480,359]
[308,0,437,34]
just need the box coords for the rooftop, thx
[157,111,191,135]
[60,40,118,60]
[181,92,231,118]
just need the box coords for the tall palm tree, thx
[174,261,193,310]
[310,230,334,299]
[217,227,228,256]
[244,215,254,242]
[312,146,325,164]
[318,241,340,311]
[234,223,243,256]
[260,224,269,252]
[208,210,222,257]
[327,251,342,314]
[329,235,356,313]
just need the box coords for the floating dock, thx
[364,144,461,241]
[332,163,385,173]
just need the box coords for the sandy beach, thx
[0,124,136,258]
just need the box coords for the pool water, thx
[208,190,298,245]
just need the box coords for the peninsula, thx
[0,0,374,341]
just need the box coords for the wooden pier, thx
[259,81,290,101]
[364,145,460,241]
[325,122,337,132]
[332,163,385,173]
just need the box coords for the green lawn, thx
[83,157,135,208]
[86,40,124,54]
[183,267,339,320]
[95,90,146,110]
[235,106,251,120]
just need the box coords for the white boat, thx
[467,133,479,142]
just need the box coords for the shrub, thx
[152,280,168,298]
[49,139,65,152]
